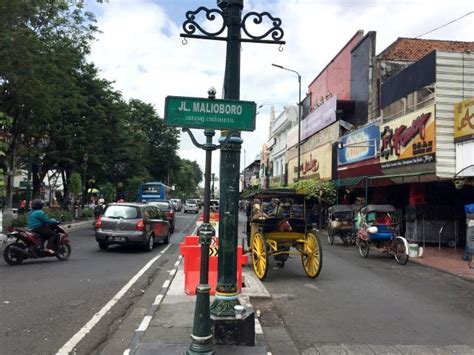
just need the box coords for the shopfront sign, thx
[380,105,436,169]
[288,143,332,182]
[454,97,474,143]
[301,96,337,141]
[338,124,379,166]
[164,96,256,131]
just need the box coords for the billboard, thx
[380,105,436,169]
[338,124,379,166]
[454,97,474,143]
[287,143,333,182]
[301,96,337,141]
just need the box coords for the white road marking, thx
[304,283,322,292]
[153,294,164,306]
[123,349,130,355]
[56,245,171,355]
[162,280,170,289]
[136,316,152,332]
[169,269,176,276]
[255,318,263,334]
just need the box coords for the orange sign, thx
[288,143,332,182]
[454,97,474,142]
[380,105,436,169]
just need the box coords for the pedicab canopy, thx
[247,188,306,200]
[328,205,354,213]
[360,204,397,214]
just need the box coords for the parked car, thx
[184,199,199,214]
[95,203,170,251]
[170,198,182,212]
[149,200,175,233]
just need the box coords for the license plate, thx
[109,236,127,242]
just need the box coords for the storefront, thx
[287,143,333,183]
[336,123,381,204]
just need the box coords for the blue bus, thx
[138,182,171,202]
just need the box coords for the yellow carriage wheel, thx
[251,232,268,280]
[301,231,323,278]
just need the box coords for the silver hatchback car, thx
[95,203,170,251]
[183,199,199,214]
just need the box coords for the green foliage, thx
[47,209,73,222]
[0,1,203,205]
[11,215,27,227]
[81,207,94,218]
[69,172,82,198]
[291,179,337,205]
[123,176,146,202]
[100,182,116,204]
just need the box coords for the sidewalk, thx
[409,245,474,282]
[125,212,273,355]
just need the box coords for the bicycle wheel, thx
[358,239,369,258]
[394,237,409,265]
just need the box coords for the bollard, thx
[187,223,215,355]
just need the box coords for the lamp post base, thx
[211,304,255,346]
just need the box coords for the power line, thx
[416,11,474,38]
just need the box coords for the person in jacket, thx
[27,199,58,254]
[94,198,106,219]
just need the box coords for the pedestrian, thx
[19,198,27,214]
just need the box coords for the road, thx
[2,212,474,355]
[0,211,199,355]
[253,234,474,354]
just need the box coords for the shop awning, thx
[334,176,367,188]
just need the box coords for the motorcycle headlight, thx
[367,226,378,234]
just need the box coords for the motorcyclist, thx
[27,199,59,254]
[94,198,106,219]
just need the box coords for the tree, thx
[69,172,82,200]
[0,0,98,207]
[174,158,203,198]
[291,179,336,205]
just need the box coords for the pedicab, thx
[327,205,356,245]
[355,204,409,265]
[246,189,323,280]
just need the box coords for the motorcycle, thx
[3,223,71,265]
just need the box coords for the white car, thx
[184,199,199,214]
[170,198,182,211]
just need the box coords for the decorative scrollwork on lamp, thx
[182,7,226,39]
[241,11,284,42]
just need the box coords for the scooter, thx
[3,223,71,265]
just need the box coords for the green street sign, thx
[164,96,256,131]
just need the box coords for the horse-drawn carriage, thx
[246,189,323,280]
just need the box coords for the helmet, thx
[31,199,44,210]
[98,198,105,204]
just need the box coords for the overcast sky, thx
[85,0,474,181]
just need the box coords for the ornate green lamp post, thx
[180,0,285,345]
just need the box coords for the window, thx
[104,205,139,219]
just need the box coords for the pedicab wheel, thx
[358,238,369,258]
[301,231,322,279]
[394,238,409,265]
[327,229,334,245]
[251,232,268,280]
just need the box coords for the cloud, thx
[88,0,474,182]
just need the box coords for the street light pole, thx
[272,63,302,181]
[180,0,285,345]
